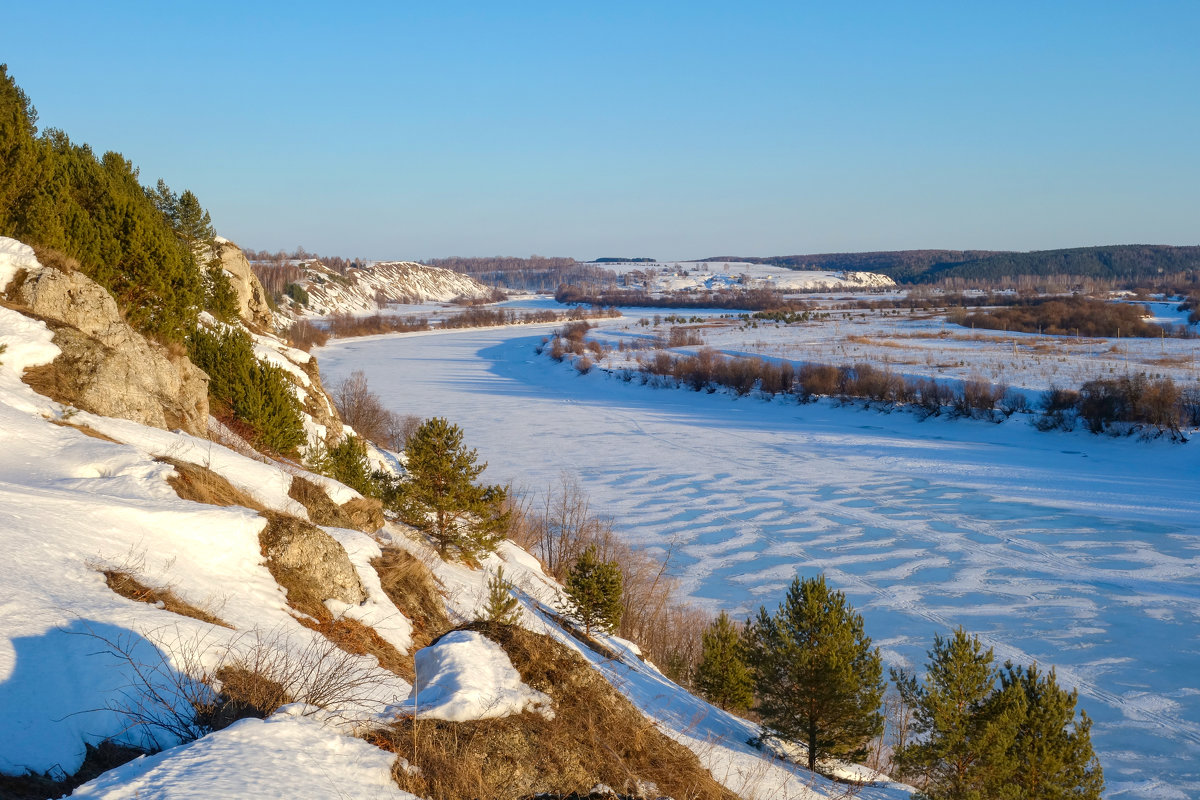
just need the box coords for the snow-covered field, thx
[319,320,1200,800]
[597,260,897,291]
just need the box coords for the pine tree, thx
[399,417,508,561]
[695,610,754,712]
[892,628,1025,800]
[0,64,41,231]
[746,574,884,773]
[563,544,623,636]
[1000,662,1103,800]
[483,565,521,625]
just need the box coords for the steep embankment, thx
[292,259,494,316]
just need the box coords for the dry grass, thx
[299,615,412,681]
[49,419,121,443]
[287,474,353,526]
[371,546,452,653]
[368,622,735,800]
[845,334,904,348]
[0,741,144,800]
[159,457,265,512]
[102,569,231,628]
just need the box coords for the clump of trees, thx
[556,283,807,311]
[0,65,208,343]
[892,628,1103,800]
[186,325,305,455]
[952,295,1180,338]
[1035,376,1199,438]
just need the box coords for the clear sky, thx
[4,1,1197,260]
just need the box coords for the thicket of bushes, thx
[544,323,1198,438]
[950,295,1178,338]
[555,283,807,311]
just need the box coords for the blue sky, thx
[4,1,1198,259]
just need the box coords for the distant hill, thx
[704,245,1200,284]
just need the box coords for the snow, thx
[0,302,409,784]
[597,260,896,292]
[0,236,40,290]
[70,706,417,799]
[317,318,1200,800]
[392,630,552,722]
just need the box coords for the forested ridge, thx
[704,245,1200,285]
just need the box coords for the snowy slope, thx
[296,259,494,316]
[2,240,908,798]
[604,260,896,292]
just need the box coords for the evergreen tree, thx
[563,544,623,636]
[399,417,508,560]
[999,662,1103,800]
[0,64,41,231]
[746,574,884,773]
[695,610,754,712]
[892,627,1024,799]
[186,325,304,455]
[483,565,521,625]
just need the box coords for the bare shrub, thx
[81,625,384,754]
[798,363,840,398]
[574,356,593,375]
[332,370,401,447]
[285,319,330,351]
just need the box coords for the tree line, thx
[555,283,809,311]
[949,295,1190,338]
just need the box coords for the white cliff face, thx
[213,238,276,330]
[294,260,493,316]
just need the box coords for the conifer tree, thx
[746,574,884,773]
[892,627,1024,799]
[695,610,754,712]
[999,662,1103,800]
[563,544,623,636]
[399,417,508,561]
[0,64,40,231]
[483,565,521,625]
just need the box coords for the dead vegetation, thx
[49,418,121,442]
[102,569,232,628]
[0,741,145,800]
[158,457,265,512]
[368,622,736,800]
[287,474,357,527]
[371,546,453,654]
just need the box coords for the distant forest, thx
[427,256,618,292]
[706,246,1200,287]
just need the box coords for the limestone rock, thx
[259,512,368,613]
[214,238,275,331]
[12,266,209,436]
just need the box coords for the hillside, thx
[1,237,911,799]
[705,245,1200,284]
[275,258,495,317]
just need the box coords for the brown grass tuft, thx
[299,615,412,681]
[159,457,266,511]
[287,474,355,528]
[368,622,736,800]
[31,245,80,273]
[103,570,231,628]
[50,419,121,443]
[371,546,452,653]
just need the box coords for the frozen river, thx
[318,323,1200,799]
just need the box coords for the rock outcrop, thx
[214,238,275,330]
[259,511,368,612]
[8,265,209,436]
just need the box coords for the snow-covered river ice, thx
[318,321,1200,799]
